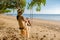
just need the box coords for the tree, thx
[0,0,46,13]
[0,0,46,38]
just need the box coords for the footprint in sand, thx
[40,35,46,40]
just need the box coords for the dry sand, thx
[0,14,60,40]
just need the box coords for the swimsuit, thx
[19,27,24,30]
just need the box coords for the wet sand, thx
[0,14,60,40]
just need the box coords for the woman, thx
[17,9,31,38]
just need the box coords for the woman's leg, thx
[20,27,29,38]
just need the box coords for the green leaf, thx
[41,0,46,6]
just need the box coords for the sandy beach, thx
[0,14,60,40]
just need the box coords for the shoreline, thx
[33,18,60,24]
[3,14,60,21]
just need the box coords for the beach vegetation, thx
[0,0,46,13]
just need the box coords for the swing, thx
[16,0,33,40]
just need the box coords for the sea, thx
[5,13,60,21]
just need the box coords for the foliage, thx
[0,0,46,13]
[28,0,46,11]
[0,10,11,13]
[0,0,26,10]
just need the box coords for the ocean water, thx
[23,14,60,21]
[5,14,60,21]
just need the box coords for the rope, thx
[30,9,33,19]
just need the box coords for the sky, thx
[24,0,60,14]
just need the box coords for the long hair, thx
[17,9,23,20]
